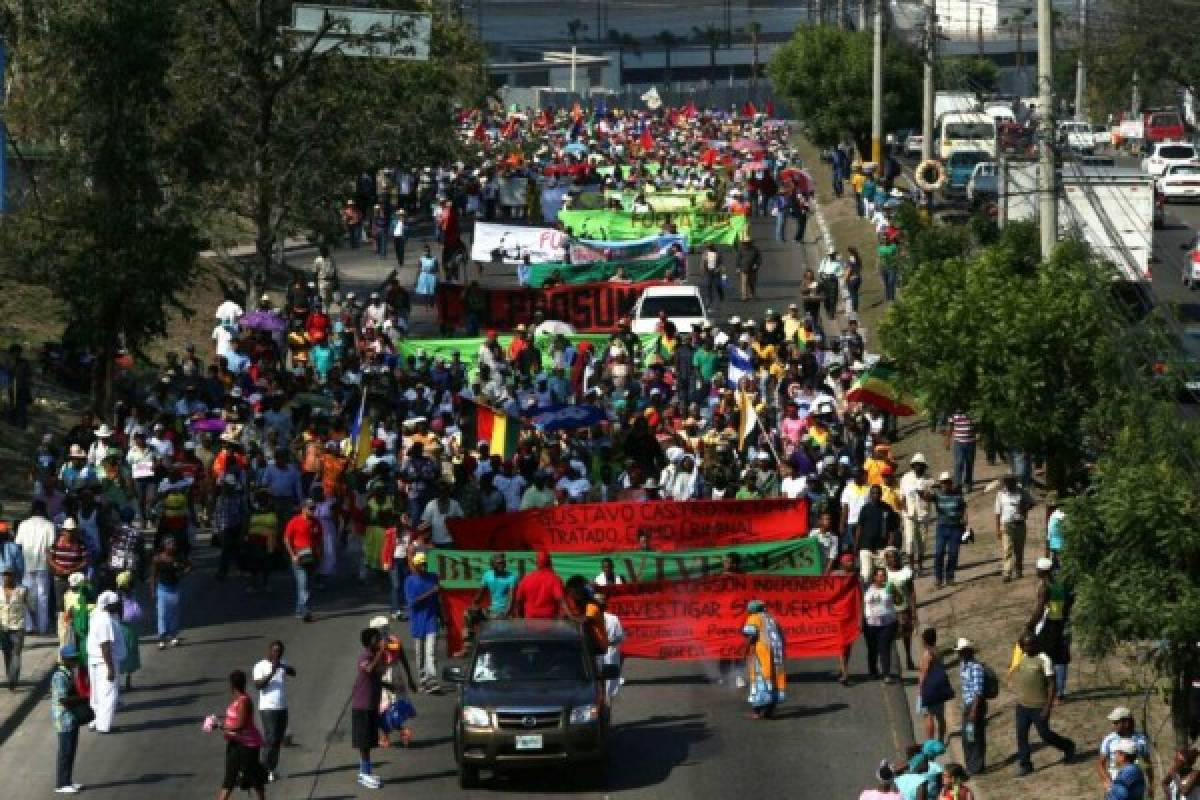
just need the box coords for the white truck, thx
[998,160,1155,282]
[934,91,979,121]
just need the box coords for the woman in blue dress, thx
[415,245,439,308]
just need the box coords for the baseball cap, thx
[910,452,927,465]
[1036,557,1054,571]
[954,637,974,652]
[938,471,953,482]
[412,553,428,566]
[1107,706,1134,722]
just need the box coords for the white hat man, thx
[932,470,967,589]
[1099,707,1152,788]
[899,452,934,575]
[87,589,127,733]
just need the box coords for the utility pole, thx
[922,0,936,162]
[0,36,7,215]
[859,0,868,32]
[871,0,883,164]
[977,10,983,55]
[1074,0,1087,120]
[1131,70,1140,117]
[837,0,846,29]
[1036,0,1056,260]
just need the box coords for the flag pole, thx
[348,383,369,465]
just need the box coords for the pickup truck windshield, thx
[639,296,704,318]
[1160,146,1196,160]
[471,642,589,683]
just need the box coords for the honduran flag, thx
[728,344,753,387]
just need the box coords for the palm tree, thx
[692,25,723,85]
[607,30,640,81]
[739,21,762,92]
[653,30,682,87]
[566,18,588,46]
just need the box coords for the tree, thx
[0,0,202,412]
[167,1,486,303]
[607,29,639,78]
[938,56,1000,97]
[881,224,1155,491]
[768,25,922,152]
[739,21,762,93]
[1085,0,1200,117]
[653,30,683,86]
[566,17,588,45]
[692,25,724,84]
[1063,403,1200,750]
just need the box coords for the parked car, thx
[1091,124,1112,148]
[904,133,924,158]
[445,619,616,789]
[1156,162,1200,202]
[1180,235,1200,288]
[1141,141,1198,176]
[945,150,991,196]
[966,161,997,207]
[1058,121,1097,154]
[629,285,709,334]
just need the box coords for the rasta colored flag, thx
[465,401,521,459]
[846,363,917,416]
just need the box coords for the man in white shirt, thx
[780,463,807,499]
[253,640,297,782]
[899,452,934,576]
[147,424,175,463]
[87,590,125,733]
[595,594,625,703]
[15,500,55,633]
[420,486,464,547]
[211,323,235,361]
[556,468,592,502]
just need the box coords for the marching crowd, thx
[0,101,1174,798]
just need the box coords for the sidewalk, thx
[0,633,68,744]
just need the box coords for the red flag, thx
[742,101,757,117]
[684,101,698,118]
[472,121,486,142]
[765,100,775,118]
[639,127,655,152]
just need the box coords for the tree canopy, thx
[767,25,921,151]
[938,56,1000,98]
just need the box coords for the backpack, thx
[981,663,999,699]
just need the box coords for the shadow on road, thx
[82,772,196,789]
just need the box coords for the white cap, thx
[1107,706,1134,722]
[61,517,77,530]
[369,615,390,630]
[97,590,121,609]
[938,471,953,482]
[910,452,927,465]
[1036,557,1054,571]
[954,637,974,652]
[68,444,86,458]
[1113,738,1138,755]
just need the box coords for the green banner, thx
[601,189,713,213]
[430,538,824,590]
[595,163,662,178]
[396,333,658,375]
[526,255,674,288]
[558,208,748,245]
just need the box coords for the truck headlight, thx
[462,706,491,729]
[569,704,599,725]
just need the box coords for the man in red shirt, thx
[512,551,565,619]
[283,499,322,622]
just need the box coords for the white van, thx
[629,285,710,334]
[938,112,997,160]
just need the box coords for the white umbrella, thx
[535,320,576,336]
[214,300,243,322]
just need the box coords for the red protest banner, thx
[435,280,663,332]
[605,573,862,660]
[440,573,860,662]
[446,498,810,552]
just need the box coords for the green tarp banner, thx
[395,333,658,374]
[557,208,748,245]
[430,538,824,590]
[525,255,674,288]
[602,189,712,213]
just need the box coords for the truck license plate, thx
[515,734,543,750]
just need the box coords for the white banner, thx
[470,222,569,265]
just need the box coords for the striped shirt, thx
[48,537,88,576]
[949,413,976,443]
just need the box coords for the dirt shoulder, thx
[794,135,1170,798]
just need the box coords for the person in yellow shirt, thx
[864,444,894,486]
[880,467,905,513]
[850,168,867,217]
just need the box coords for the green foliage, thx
[1086,0,1200,117]
[166,0,486,291]
[1,0,201,407]
[1063,404,1200,746]
[881,226,1154,490]
[768,25,922,151]
[937,56,1000,97]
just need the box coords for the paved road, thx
[0,216,912,799]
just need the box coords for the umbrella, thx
[845,364,917,416]
[732,138,765,152]
[563,141,588,156]
[534,320,576,336]
[189,417,227,434]
[214,300,243,321]
[526,404,608,432]
[239,310,286,332]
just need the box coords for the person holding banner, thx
[742,600,787,719]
